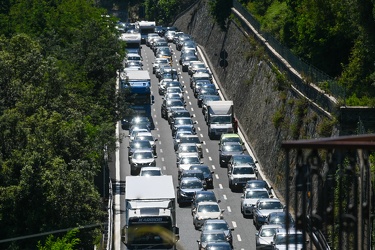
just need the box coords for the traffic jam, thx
[118,21,304,250]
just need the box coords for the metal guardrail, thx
[106,179,113,250]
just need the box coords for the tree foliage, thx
[243,0,375,103]
[0,0,123,249]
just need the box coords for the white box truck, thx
[122,176,179,249]
[206,100,234,139]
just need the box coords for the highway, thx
[111,40,262,250]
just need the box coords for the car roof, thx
[204,219,228,225]
[257,198,281,203]
[133,149,154,153]
[140,166,161,171]
[221,133,240,139]
[244,188,269,192]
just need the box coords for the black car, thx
[177,177,204,206]
[180,54,199,72]
[169,108,191,122]
[205,242,233,250]
[197,230,228,250]
[265,211,295,228]
[200,95,221,109]
[191,190,219,215]
[190,165,214,189]
[161,98,185,119]
[243,180,273,195]
[127,139,152,161]
[201,219,234,246]
[179,169,207,189]
[219,142,245,167]
[171,117,196,137]
[193,80,214,97]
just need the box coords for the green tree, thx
[37,229,80,250]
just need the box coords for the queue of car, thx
[121,22,306,249]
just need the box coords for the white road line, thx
[232,221,237,228]
[187,95,190,99]
[191,107,194,112]
[219,184,223,189]
[189,102,192,105]
[200,133,204,138]
[155,121,158,126]
[223,194,227,200]
[227,206,232,212]
[197,127,201,131]
[237,235,242,242]
[163,166,166,170]
[205,148,209,153]
[215,174,219,179]
[160,149,163,153]
[212,165,216,169]
[161,157,165,162]
[159,141,162,145]
[208,157,212,161]
[158,134,161,138]
[203,141,206,145]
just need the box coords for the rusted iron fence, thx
[282,135,375,249]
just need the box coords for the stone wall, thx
[173,0,337,198]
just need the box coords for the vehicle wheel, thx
[194,223,199,230]
[130,168,135,176]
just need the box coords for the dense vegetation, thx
[0,0,124,249]
[238,0,375,105]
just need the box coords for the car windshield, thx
[167,88,182,93]
[131,141,151,148]
[211,116,231,124]
[183,172,203,180]
[245,190,269,199]
[175,119,193,125]
[181,137,200,143]
[260,228,278,237]
[181,157,200,164]
[269,214,294,224]
[191,166,211,174]
[205,223,229,231]
[258,201,283,210]
[167,100,184,107]
[233,156,255,165]
[140,170,161,176]
[223,137,241,144]
[133,152,153,159]
[196,194,216,203]
[181,180,202,189]
[233,167,254,175]
[198,204,220,213]
[135,135,154,142]
[274,234,304,245]
[155,59,169,64]
[222,144,243,152]
[202,233,226,243]
[246,181,267,189]
[204,96,221,102]
[179,145,198,152]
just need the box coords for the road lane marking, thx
[215,174,219,179]
[197,127,201,131]
[163,166,166,170]
[223,194,227,200]
[227,206,232,212]
[161,157,165,162]
[189,102,192,105]
[208,157,212,161]
[187,95,190,99]
[212,165,216,169]
[219,184,223,189]
[191,107,194,112]
[232,221,237,228]
[237,235,242,242]
[205,148,209,153]
[160,149,163,153]
[203,141,206,145]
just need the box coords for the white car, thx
[228,165,257,190]
[176,143,200,160]
[271,228,306,250]
[240,188,270,217]
[255,224,283,248]
[192,201,224,230]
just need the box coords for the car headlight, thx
[197,217,203,220]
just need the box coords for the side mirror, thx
[255,232,259,236]
[217,199,221,203]
[176,186,180,189]
[211,171,214,174]
[127,146,130,148]
[221,209,225,213]
[155,139,159,141]
[154,156,158,158]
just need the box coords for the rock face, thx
[173,0,337,197]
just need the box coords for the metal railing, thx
[282,135,375,250]
[106,179,113,250]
